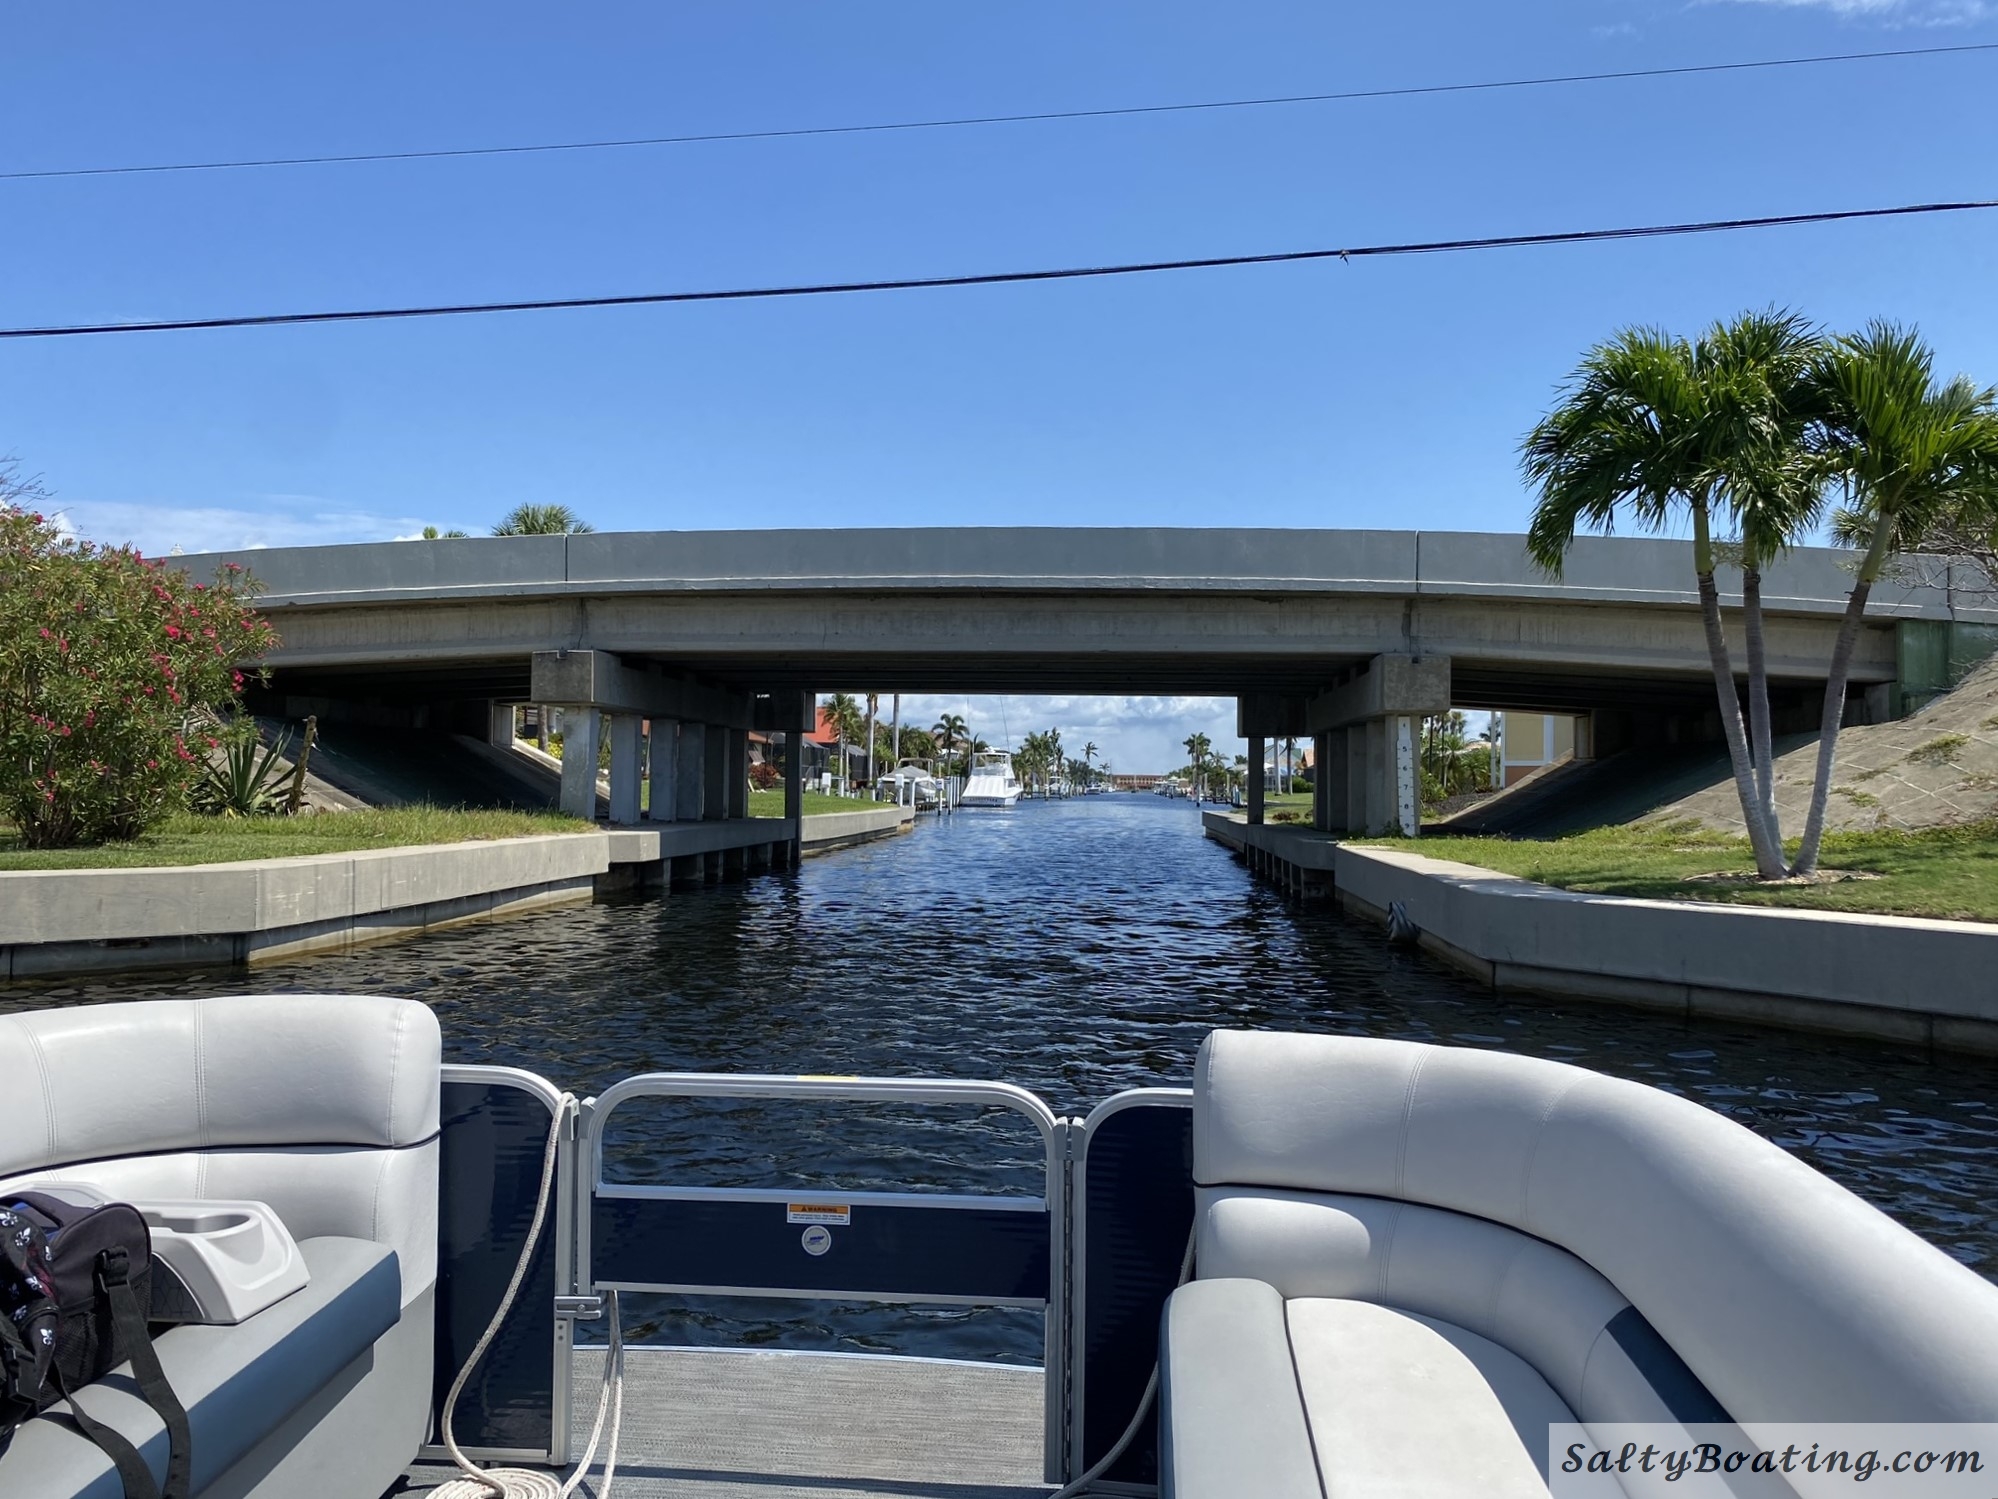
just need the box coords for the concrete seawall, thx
[1203,812,1998,1056]
[1,806,914,979]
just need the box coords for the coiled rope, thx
[429,1093,626,1499]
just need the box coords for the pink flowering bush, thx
[0,504,280,846]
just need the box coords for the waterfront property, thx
[1204,811,1998,1056]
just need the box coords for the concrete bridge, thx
[181,527,1996,841]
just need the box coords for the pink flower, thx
[164,625,182,639]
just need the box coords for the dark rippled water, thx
[5,796,1994,1361]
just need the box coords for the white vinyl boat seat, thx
[0,995,442,1499]
[0,1237,399,1499]
[1159,1030,1998,1499]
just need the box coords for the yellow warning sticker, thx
[785,1202,852,1226]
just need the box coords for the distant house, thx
[781,707,868,787]
[1498,712,1592,786]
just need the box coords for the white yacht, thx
[959,749,1023,807]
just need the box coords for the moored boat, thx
[960,749,1023,808]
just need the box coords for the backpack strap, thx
[48,1366,162,1499]
[97,1247,191,1499]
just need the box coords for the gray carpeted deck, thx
[404,1346,1051,1499]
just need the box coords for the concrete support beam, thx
[1307,654,1452,733]
[649,721,678,821]
[608,713,643,825]
[530,649,753,729]
[1246,737,1265,825]
[727,729,749,819]
[1313,732,1335,832]
[1237,694,1309,738]
[557,708,602,821]
[703,725,728,821]
[783,723,805,865]
[676,722,705,822]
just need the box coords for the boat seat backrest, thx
[0,995,440,1304]
[1193,1030,1998,1423]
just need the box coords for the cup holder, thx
[136,1198,310,1324]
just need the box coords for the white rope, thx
[429,1093,628,1499]
[1044,1224,1198,1499]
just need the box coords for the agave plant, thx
[192,721,294,817]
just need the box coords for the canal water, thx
[4,795,1994,1363]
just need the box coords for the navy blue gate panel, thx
[431,1072,563,1458]
[1076,1093,1195,1488]
[592,1195,1050,1302]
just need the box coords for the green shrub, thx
[0,506,278,846]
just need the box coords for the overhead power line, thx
[4,42,1994,183]
[3,197,1993,342]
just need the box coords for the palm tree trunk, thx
[1741,565,1779,835]
[1792,522,1894,875]
[1696,569,1788,880]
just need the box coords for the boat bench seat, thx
[0,1237,400,1499]
[1157,1029,1998,1499]
[1162,1279,1566,1498]
[0,994,443,1499]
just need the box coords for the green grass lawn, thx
[1361,819,1998,924]
[747,789,896,818]
[0,807,593,872]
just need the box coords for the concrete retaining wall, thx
[0,834,609,978]
[1204,813,1998,1055]
[798,805,916,854]
[1,806,916,979]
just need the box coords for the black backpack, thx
[0,1194,191,1499]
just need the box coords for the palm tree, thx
[822,693,865,793]
[1523,313,1822,879]
[932,714,967,779]
[1082,740,1098,790]
[492,503,594,535]
[1793,324,1998,873]
[1182,732,1212,803]
[420,524,469,539]
[864,693,879,788]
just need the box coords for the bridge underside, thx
[237,588,1907,841]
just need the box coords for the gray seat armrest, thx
[1159,1278,1323,1499]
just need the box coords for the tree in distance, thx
[492,504,594,535]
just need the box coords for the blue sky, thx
[4,2,1994,769]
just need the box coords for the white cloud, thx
[1703,0,1989,22]
[46,498,435,556]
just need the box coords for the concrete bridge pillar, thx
[607,713,644,825]
[727,729,749,819]
[1305,654,1450,838]
[488,701,517,749]
[676,721,706,821]
[649,721,678,820]
[703,725,728,820]
[1246,736,1266,825]
[556,707,602,821]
